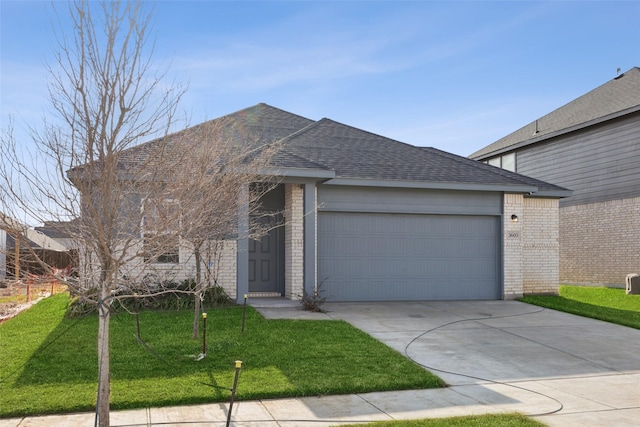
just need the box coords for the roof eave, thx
[527,189,574,198]
[322,178,540,194]
[260,167,336,180]
[473,105,640,160]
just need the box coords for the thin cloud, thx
[169,36,413,93]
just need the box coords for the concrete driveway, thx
[319,300,640,426]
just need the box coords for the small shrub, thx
[300,281,327,312]
[204,284,232,307]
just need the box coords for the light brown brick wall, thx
[210,240,238,299]
[285,183,304,299]
[503,193,524,298]
[81,238,238,300]
[560,196,640,286]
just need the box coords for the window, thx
[501,152,516,172]
[485,152,516,172]
[142,199,180,264]
[488,157,501,167]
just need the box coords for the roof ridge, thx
[310,117,430,152]
[278,118,324,141]
[205,102,314,125]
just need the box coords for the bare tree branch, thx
[1,2,284,425]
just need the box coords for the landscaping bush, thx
[68,278,232,317]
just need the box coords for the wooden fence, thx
[0,280,68,303]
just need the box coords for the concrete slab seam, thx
[258,399,280,425]
[480,322,621,375]
[355,393,395,421]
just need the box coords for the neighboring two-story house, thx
[470,67,640,286]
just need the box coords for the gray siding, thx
[516,113,640,207]
[317,186,502,215]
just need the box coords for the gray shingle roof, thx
[113,103,315,167]
[470,67,640,159]
[276,118,569,194]
[112,103,570,196]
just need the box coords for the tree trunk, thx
[96,287,111,427]
[192,244,202,339]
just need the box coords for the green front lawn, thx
[0,293,443,418]
[520,285,640,329]
[341,413,545,426]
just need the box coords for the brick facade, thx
[522,197,560,294]
[503,194,560,298]
[284,183,304,299]
[560,196,640,286]
[87,239,239,299]
[503,194,524,298]
[208,240,238,300]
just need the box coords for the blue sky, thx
[1,0,639,157]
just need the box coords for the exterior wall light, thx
[511,214,519,222]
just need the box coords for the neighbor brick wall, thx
[285,183,304,299]
[560,196,640,286]
[522,197,560,295]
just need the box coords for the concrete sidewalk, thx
[3,299,640,426]
[0,383,572,426]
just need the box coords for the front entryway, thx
[248,225,284,294]
[249,185,285,295]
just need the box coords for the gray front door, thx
[249,225,284,294]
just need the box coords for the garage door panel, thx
[318,212,500,301]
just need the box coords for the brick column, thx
[503,193,524,299]
[285,184,304,299]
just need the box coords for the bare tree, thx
[1,1,280,425]
[167,120,282,339]
[1,2,183,424]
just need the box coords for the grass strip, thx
[341,413,545,426]
[519,285,640,329]
[0,293,442,417]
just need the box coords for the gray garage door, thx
[318,212,500,301]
